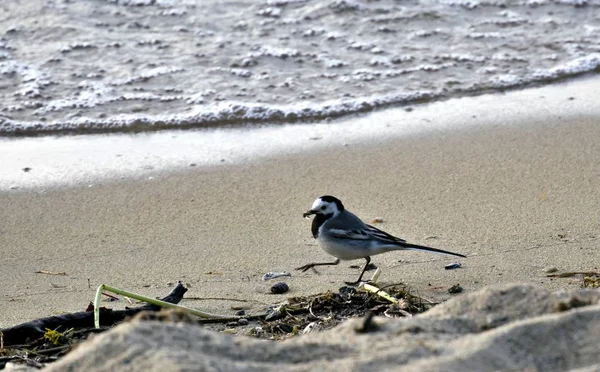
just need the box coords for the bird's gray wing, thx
[324,210,407,243]
[364,224,407,244]
[327,228,371,240]
[323,211,372,241]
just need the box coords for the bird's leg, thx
[345,256,371,286]
[296,258,340,272]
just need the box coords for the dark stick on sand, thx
[0,282,188,347]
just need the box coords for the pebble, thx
[448,284,463,294]
[270,282,289,294]
[237,318,249,326]
[544,267,558,274]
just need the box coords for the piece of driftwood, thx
[0,282,187,347]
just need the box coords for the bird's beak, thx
[303,210,315,218]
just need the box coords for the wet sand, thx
[1,78,600,327]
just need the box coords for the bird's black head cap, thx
[318,195,344,212]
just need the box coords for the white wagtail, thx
[297,195,466,285]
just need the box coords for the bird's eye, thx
[320,206,326,210]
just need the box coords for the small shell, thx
[262,271,292,281]
[445,262,462,270]
[302,322,320,335]
[270,282,289,294]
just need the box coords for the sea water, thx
[0,0,599,135]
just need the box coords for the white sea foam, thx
[2,55,599,135]
[0,0,599,136]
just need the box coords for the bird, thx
[296,195,466,285]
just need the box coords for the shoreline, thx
[3,69,599,137]
[2,76,600,191]
[1,78,600,327]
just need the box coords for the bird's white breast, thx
[317,225,374,260]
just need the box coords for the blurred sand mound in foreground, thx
[43,283,600,372]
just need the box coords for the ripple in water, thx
[0,0,599,135]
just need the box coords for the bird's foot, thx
[295,264,314,272]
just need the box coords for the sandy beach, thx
[1,78,599,328]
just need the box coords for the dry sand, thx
[1,78,599,328]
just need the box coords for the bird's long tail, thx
[397,242,466,258]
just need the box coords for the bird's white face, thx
[309,197,340,216]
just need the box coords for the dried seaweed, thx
[546,271,600,288]
[0,282,434,369]
[241,283,434,340]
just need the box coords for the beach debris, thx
[35,270,67,276]
[270,282,290,294]
[546,271,600,288]
[544,266,558,274]
[265,304,287,321]
[262,271,291,281]
[301,322,320,335]
[583,275,599,288]
[448,284,463,294]
[546,271,599,278]
[359,283,412,317]
[44,327,74,346]
[369,218,384,224]
[1,282,438,367]
[102,292,120,302]
[445,262,462,270]
[249,326,264,337]
[93,282,232,328]
[360,283,397,303]
[370,268,382,284]
[185,296,256,303]
[0,282,189,348]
